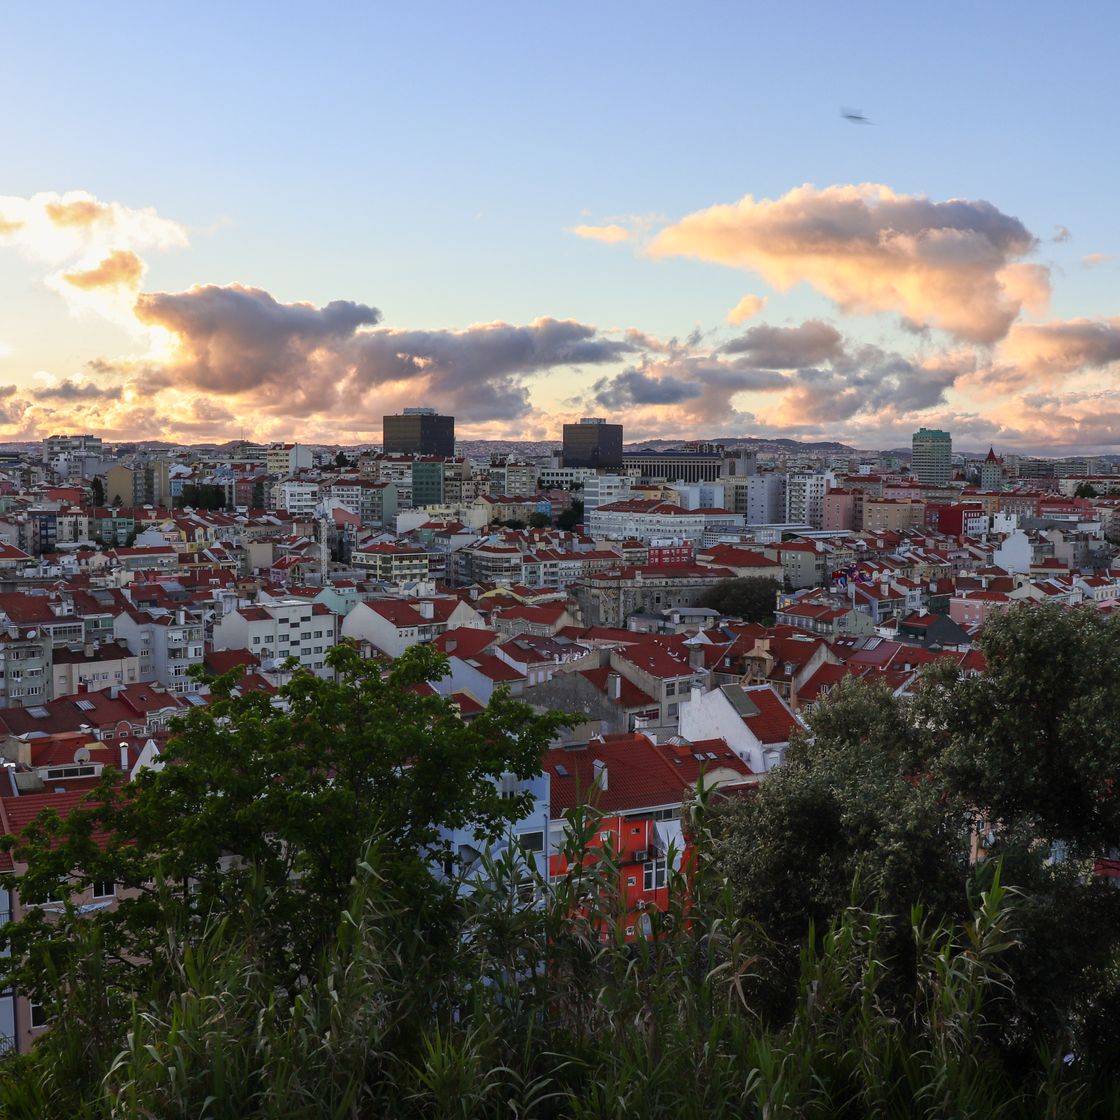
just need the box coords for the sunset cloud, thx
[726,294,766,325]
[1001,317,1120,376]
[649,183,1045,343]
[131,283,634,423]
[570,223,632,244]
[0,190,187,264]
[62,249,145,291]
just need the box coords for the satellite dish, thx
[73,746,91,764]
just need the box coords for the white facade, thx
[784,471,834,529]
[213,600,337,674]
[583,474,633,515]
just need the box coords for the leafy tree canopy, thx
[698,576,782,623]
[0,643,569,1006]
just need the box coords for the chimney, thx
[417,600,434,620]
[593,758,608,790]
[84,641,94,658]
[445,638,457,653]
[119,741,129,773]
[689,646,703,670]
[690,682,703,706]
[607,671,621,700]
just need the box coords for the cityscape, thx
[3,3,1120,1115]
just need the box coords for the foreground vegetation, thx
[2,605,1120,1118]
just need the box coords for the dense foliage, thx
[699,576,782,623]
[2,605,1120,1117]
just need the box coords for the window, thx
[29,1001,49,1029]
[643,856,667,892]
[253,636,261,645]
[667,702,678,717]
[665,681,676,696]
[518,831,544,853]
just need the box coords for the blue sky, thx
[0,2,1117,450]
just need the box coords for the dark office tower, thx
[382,408,455,457]
[562,417,624,469]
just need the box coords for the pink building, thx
[822,489,856,531]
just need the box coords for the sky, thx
[1,1,1118,453]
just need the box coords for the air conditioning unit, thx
[634,849,649,863]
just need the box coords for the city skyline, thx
[2,2,1119,453]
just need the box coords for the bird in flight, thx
[841,107,873,124]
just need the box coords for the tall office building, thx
[382,408,455,457]
[562,417,623,469]
[911,428,953,485]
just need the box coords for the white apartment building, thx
[275,480,320,516]
[784,471,835,529]
[114,608,206,694]
[266,443,314,475]
[213,600,337,674]
[583,474,633,515]
[589,500,743,544]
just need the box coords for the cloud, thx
[570,223,632,244]
[1052,225,1072,243]
[726,294,766,325]
[62,249,145,291]
[132,284,634,423]
[721,319,845,367]
[1001,317,1120,376]
[649,182,1045,343]
[45,198,111,228]
[30,379,122,401]
[1081,253,1112,268]
[0,190,188,264]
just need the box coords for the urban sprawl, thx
[0,412,1117,1049]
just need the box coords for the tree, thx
[1075,481,1099,498]
[0,643,570,1017]
[528,512,551,529]
[713,677,970,951]
[936,605,1120,855]
[556,500,583,532]
[334,450,348,468]
[89,477,105,506]
[177,483,227,510]
[698,576,782,623]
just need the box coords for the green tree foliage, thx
[176,483,227,510]
[4,604,1120,1116]
[1074,481,1099,498]
[556,499,583,532]
[698,576,782,623]
[334,449,348,467]
[0,643,569,1016]
[528,511,551,529]
[713,677,971,952]
[88,477,104,506]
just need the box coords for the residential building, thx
[213,600,337,674]
[912,428,953,485]
[113,609,206,694]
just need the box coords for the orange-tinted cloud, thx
[726,294,766,324]
[570,223,632,244]
[649,183,1046,343]
[62,249,145,291]
[0,216,23,235]
[132,284,634,424]
[1001,317,1120,376]
[45,198,111,228]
